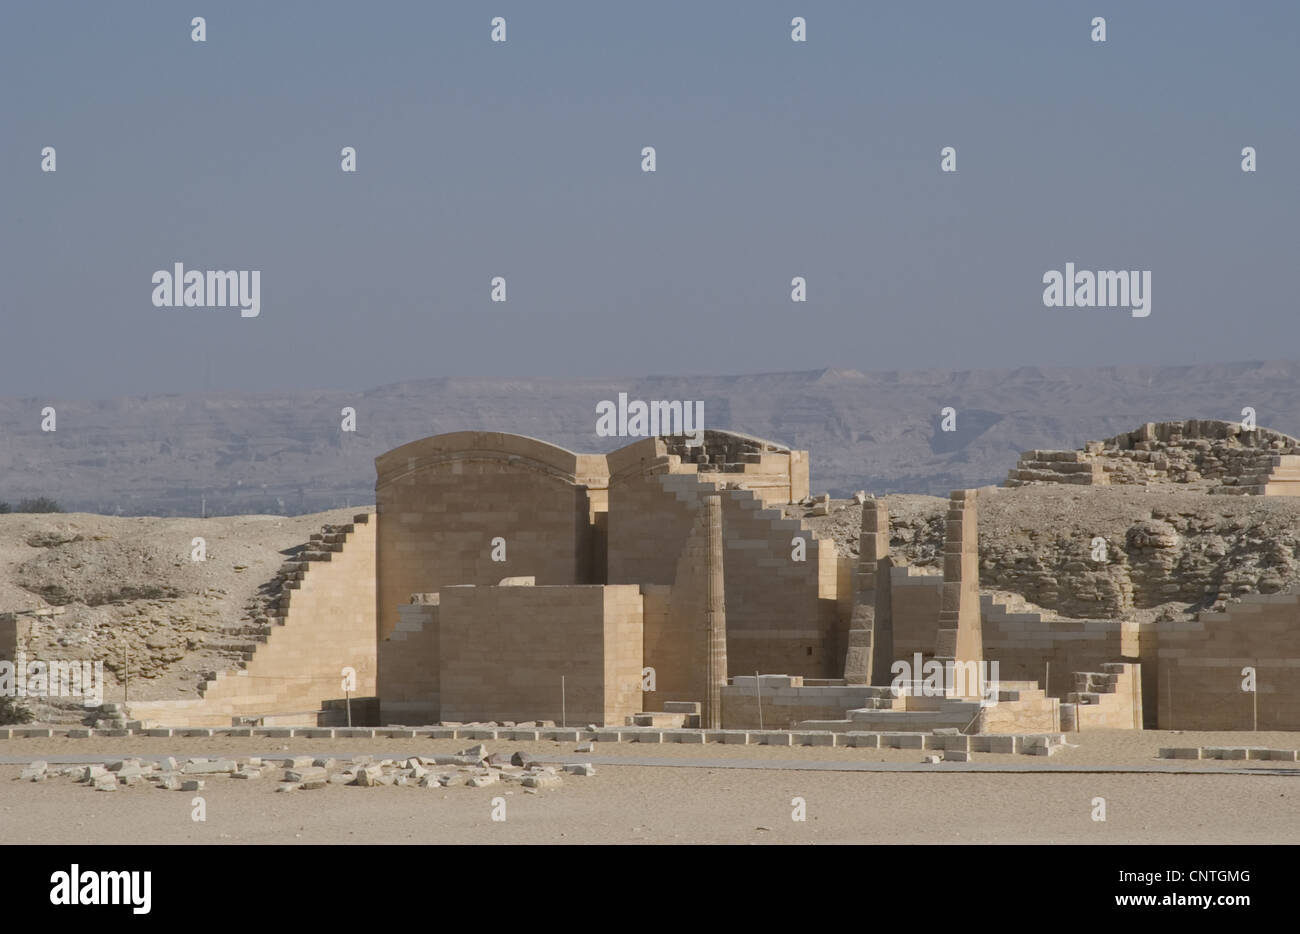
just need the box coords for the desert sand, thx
[4,729,1299,845]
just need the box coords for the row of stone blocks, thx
[1157,746,1300,761]
[0,725,1065,752]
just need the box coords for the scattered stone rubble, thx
[11,744,596,793]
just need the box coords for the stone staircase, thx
[1060,662,1142,729]
[1218,455,1300,496]
[794,679,1058,734]
[1005,449,1108,487]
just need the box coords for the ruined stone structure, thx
[1007,419,1300,494]
[103,422,1300,736]
[374,430,823,726]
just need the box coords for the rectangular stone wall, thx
[1158,594,1300,730]
[888,567,943,664]
[437,585,643,727]
[378,597,440,724]
[641,583,693,708]
[976,691,1061,733]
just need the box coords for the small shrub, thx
[16,497,63,513]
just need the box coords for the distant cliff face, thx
[3,360,1300,516]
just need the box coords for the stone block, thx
[883,733,925,749]
[522,773,561,789]
[184,759,237,774]
[285,767,327,783]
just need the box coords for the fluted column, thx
[703,495,727,729]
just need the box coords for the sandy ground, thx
[4,730,1300,844]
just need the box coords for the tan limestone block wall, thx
[721,682,883,730]
[437,584,643,727]
[375,432,600,643]
[133,518,377,726]
[888,567,944,662]
[1158,594,1300,729]
[607,472,843,679]
[378,598,440,723]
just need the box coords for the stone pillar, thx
[844,498,892,685]
[935,489,982,696]
[702,495,727,729]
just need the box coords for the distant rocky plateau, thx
[4,360,1300,516]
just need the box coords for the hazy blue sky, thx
[2,1,1297,398]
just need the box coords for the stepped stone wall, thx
[1061,662,1143,730]
[606,444,841,679]
[979,595,1156,726]
[130,514,377,727]
[643,498,728,715]
[661,429,809,506]
[721,676,882,730]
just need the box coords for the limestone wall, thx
[975,684,1061,733]
[607,460,842,679]
[1158,592,1300,730]
[979,595,1154,722]
[375,432,606,642]
[437,585,643,727]
[130,514,377,727]
[603,478,837,676]
[721,676,882,730]
[1063,663,1143,730]
[659,430,809,506]
[887,566,944,663]
[378,595,440,724]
